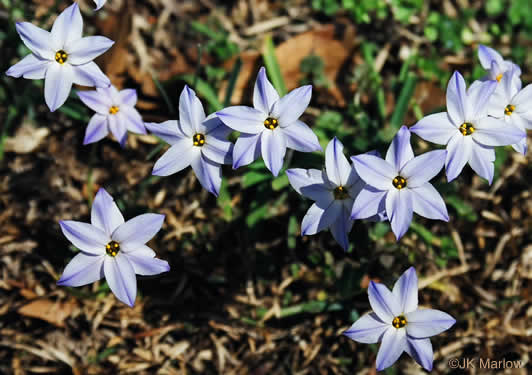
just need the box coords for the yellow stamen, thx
[263,117,278,130]
[333,185,349,200]
[105,241,120,257]
[55,50,68,64]
[504,104,515,116]
[392,315,407,328]
[496,73,503,82]
[109,106,120,115]
[193,133,205,147]
[459,122,475,136]
[392,176,407,190]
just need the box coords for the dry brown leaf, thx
[4,125,49,154]
[18,299,77,328]
[222,24,356,107]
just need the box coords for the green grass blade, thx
[262,35,286,96]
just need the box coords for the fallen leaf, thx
[18,299,77,328]
[4,124,49,154]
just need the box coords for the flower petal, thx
[271,85,312,126]
[51,3,83,49]
[351,186,387,220]
[146,121,186,145]
[445,134,472,182]
[44,62,73,112]
[119,88,137,107]
[410,183,449,221]
[343,312,389,344]
[325,137,352,186]
[204,114,232,137]
[66,36,114,65]
[386,126,414,171]
[446,71,467,125]
[120,106,146,135]
[57,252,105,287]
[351,154,395,190]
[405,337,433,371]
[15,22,53,60]
[261,129,286,177]
[400,150,446,188]
[126,253,170,276]
[94,0,107,11]
[405,309,456,338]
[59,220,109,255]
[253,67,279,114]
[286,168,333,204]
[71,62,110,88]
[330,204,353,251]
[104,255,137,307]
[468,141,495,184]
[511,137,528,155]
[121,244,155,257]
[478,45,503,70]
[202,136,233,165]
[368,281,402,322]
[83,114,109,145]
[392,267,418,314]
[112,213,165,246]
[465,80,497,120]
[473,116,525,146]
[376,327,406,371]
[179,86,206,135]
[410,112,458,145]
[386,188,413,241]
[281,120,321,153]
[513,83,532,110]
[6,54,50,79]
[77,90,108,114]
[152,140,197,176]
[91,188,124,236]
[108,113,127,147]
[216,106,266,134]
[190,153,223,196]
[232,133,262,169]
[301,200,342,236]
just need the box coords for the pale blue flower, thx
[216,67,321,177]
[77,85,146,147]
[487,67,532,155]
[344,267,456,371]
[351,126,448,241]
[286,138,381,250]
[146,86,233,197]
[410,71,525,184]
[478,44,521,83]
[6,3,113,112]
[58,188,170,307]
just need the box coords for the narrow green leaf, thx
[262,35,287,96]
[181,74,223,111]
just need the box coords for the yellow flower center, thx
[459,122,475,136]
[496,73,503,82]
[193,133,205,147]
[392,315,407,329]
[333,186,349,200]
[109,106,120,115]
[263,117,279,130]
[55,50,68,64]
[392,176,407,190]
[105,241,120,257]
[504,104,515,116]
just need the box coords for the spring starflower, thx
[487,67,532,155]
[216,67,321,176]
[287,137,382,251]
[351,126,448,241]
[6,3,113,112]
[58,188,170,307]
[344,267,456,371]
[410,71,525,184]
[478,44,521,83]
[77,85,146,147]
[146,86,233,197]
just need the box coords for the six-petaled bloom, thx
[77,85,147,147]
[146,86,233,197]
[410,71,525,184]
[58,188,170,307]
[487,67,532,155]
[478,44,521,84]
[216,67,321,176]
[351,126,449,241]
[286,138,382,251]
[343,267,456,371]
[6,3,113,112]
